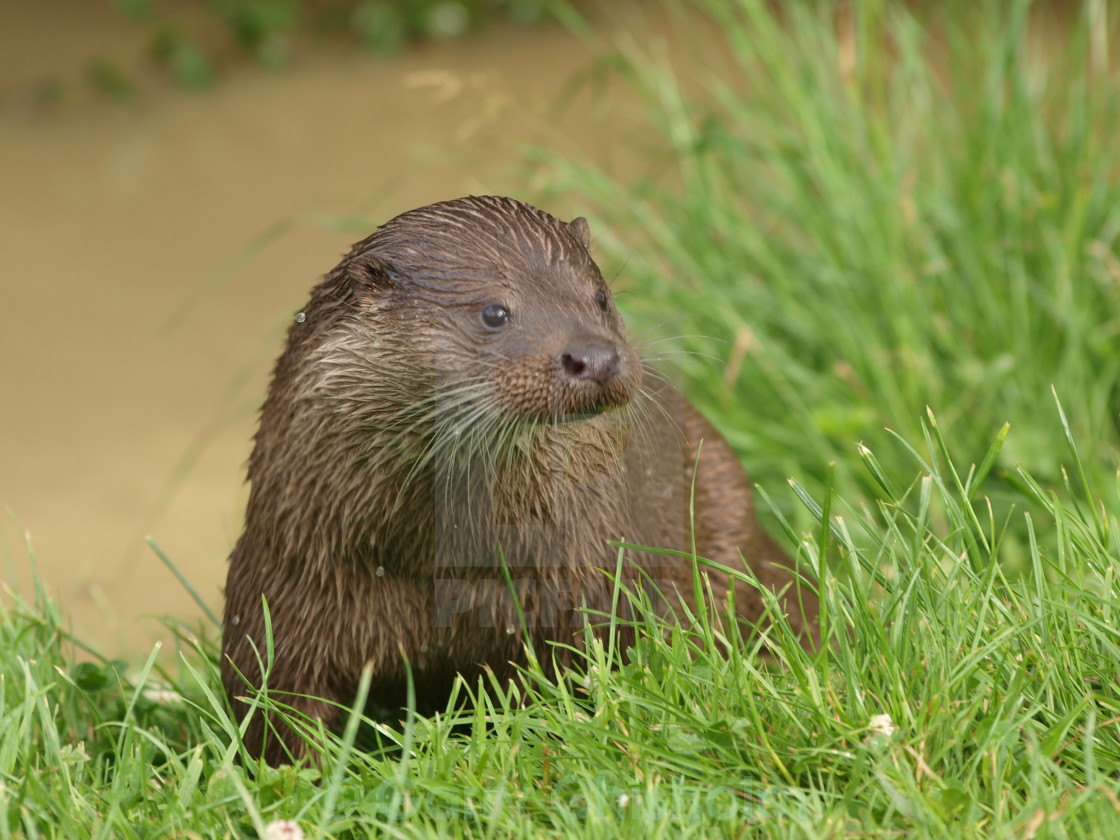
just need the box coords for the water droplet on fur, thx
[295,312,306,323]
[231,615,240,625]
[505,625,516,635]
[375,566,385,577]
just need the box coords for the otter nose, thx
[561,342,621,387]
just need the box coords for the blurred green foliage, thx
[532,0,1120,552]
[107,0,559,88]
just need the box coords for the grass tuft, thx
[533,0,1120,554]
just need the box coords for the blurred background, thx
[3,0,1118,657]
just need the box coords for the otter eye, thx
[481,304,510,328]
[595,289,609,311]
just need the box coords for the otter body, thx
[222,196,815,765]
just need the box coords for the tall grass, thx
[535,0,1120,541]
[5,0,1120,836]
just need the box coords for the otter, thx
[222,195,816,766]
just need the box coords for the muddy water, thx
[0,1,635,653]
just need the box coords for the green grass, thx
[535,0,1120,546]
[6,0,1120,836]
[5,415,1120,837]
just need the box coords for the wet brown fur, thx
[221,195,817,765]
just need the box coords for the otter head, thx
[339,195,643,425]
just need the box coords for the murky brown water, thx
[1,0,634,653]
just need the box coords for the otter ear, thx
[568,216,591,249]
[347,253,399,294]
